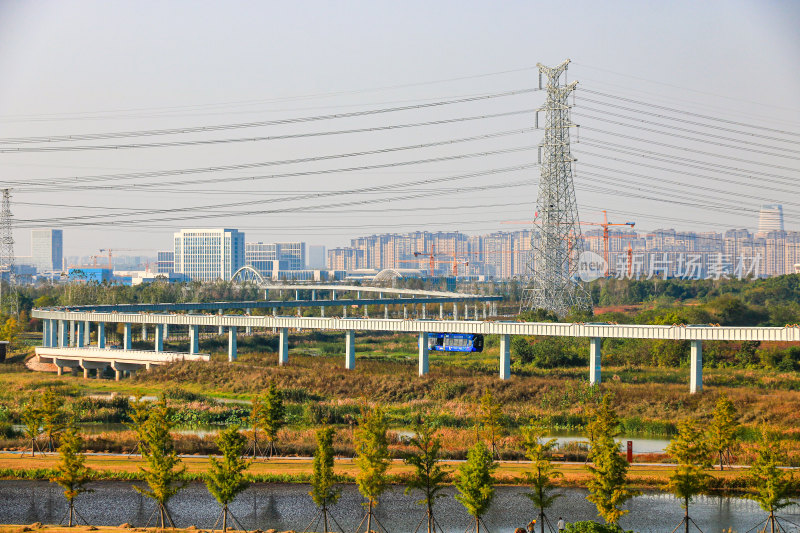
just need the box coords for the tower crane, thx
[98,248,156,269]
[504,210,635,277]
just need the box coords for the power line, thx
[0,88,537,145]
[0,108,535,153]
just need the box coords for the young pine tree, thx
[206,425,250,532]
[51,426,93,527]
[262,382,286,457]
[310,426,341,533]
[40,387,66,453]
[455,440,497,533]
[708,395,737,471]
[249,394,265,458]
[134,395,186,528]
[479,388,505,459]
[747,426,794,533]
[522,420,563,533]
[404,417,449,533]
[585,395,638,526]
[666,419,712,533]
[354,405,390,533]
[21,399,42,457]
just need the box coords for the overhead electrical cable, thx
[9,127,536,189]
[0,109,536,153]
[581,88,800,138]
[0,88,537,145]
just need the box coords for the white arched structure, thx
[231,265,268,285]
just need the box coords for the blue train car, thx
[428,333,484,353]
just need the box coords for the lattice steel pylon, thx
[520,60,592,316]
[0,189,18,315]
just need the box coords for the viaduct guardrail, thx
[30,287,799,393]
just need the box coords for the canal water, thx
[1,481,798,532]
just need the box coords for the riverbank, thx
[0,452,749,493]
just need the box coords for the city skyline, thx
[0,2,798,257]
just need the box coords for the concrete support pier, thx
[690,340,703,394]
[418,332,429,376]
[84,321,91,345]
[499,334,511,380]
[590,337,602,386]
[154,324,164,352]
[279,328,289,366]
[345,330,355,370]
[112,361,142,381]
[42,321,50,347]
[245,308,252,334]
[49,319,57,348]
[141,324,147,341]
[190,325,200,354]
[97,323,106,349]
[81,360,106,380]
[124,323,132,350]
[228,326,237,362]
[76,322,85,348]
[69,321,75,347]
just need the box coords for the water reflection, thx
[1,481,799,532]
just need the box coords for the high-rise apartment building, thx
[173,229,244,281]
[31,229,63,273]
[758,204,784,235]
[307,245,326,269]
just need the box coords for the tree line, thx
[31,387,797,533]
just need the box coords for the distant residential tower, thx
[31,229,63,273]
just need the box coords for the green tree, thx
[21,399,42,457]
[354,405,390,533]
[309,426,341,533]
[50,426,93,527]
[746,427,794,533]
[708,395,737,470]
[40,387,66,452]
[0,316,20,347]
[126,395,150,455]
[455,440,497,533]
[134,395,186,528]
[206,426,250,532]
[479,388,505,458]
[522,420,563,533]
[249,394,265,458]
[585,396,638,526]
[262,382,285,457]
[666,419,712,533]
[404,417,449,533]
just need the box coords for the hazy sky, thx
[0,0,798,257]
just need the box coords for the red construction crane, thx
[503,210,635,277]
[413,244,437,276]
[399,246,471,276]
[98,248,155,268]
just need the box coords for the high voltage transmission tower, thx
[0,189,18,316]
[521,60,592,316]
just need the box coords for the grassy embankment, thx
[0,452,749,492]
[2,329,800,474]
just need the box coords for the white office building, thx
[245,241,306,271]
[174,229,245,281]
[31,229,63,273]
